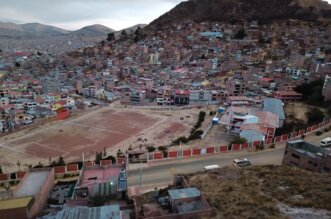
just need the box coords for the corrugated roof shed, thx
[263,98,285,120]
[43,205,120,219]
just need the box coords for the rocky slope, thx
[147,0,331,31]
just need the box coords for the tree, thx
[146,146,156,152]
[95,152,102,165]
[134,26,144,42]
[117,149,124,157]
[58,155,65,166]
[16,161,21,171]
[294,79,324,104]
[0,164,3,174]
[188,130,204,140]
[103,147,107,157]
[235,29,247,39]
[120,30,128,40]
[306,108,325,124]
[107,32,115,42]
[102,155,116,164]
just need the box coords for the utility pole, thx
[139,161,142,189]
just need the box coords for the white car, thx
[23,120,33,125]
[320,137,331,147]
[233,158,251,167]
[204,165,220,171]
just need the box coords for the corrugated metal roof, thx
[263,98,285,120]
[42,205,120,219]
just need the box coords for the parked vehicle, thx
[320,137,331,147]
[23,120,33,125]
[204,164,220,171]
[233,158,251,167]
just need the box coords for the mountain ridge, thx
[0,22,119,38]
[146,0,331,31]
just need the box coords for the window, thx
[290,161,298,166]
[308,160,317,166]
[291,153,300,159]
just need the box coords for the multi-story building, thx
[130,89,146,105]
[226,78,246,96]
[273,91,303,102]
[42,78,61,94]
[322,75,331,101]
[283,140,331,173]
[173,89,189,105]
[189,90,212,105]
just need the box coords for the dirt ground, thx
[285,101,327,123]
[0,105,209,172]
[187,165,331,219]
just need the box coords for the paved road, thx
[305,130,331,146]
[127,147,285,187]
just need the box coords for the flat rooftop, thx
[0,196,33,210]
[168,187,201,200]
[287,140,330,158]
[14,170,51,198]
[80,166,123,188]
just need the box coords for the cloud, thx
[0,0,185,30]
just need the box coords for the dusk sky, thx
[0,0,330,31]
[0,0,186,31]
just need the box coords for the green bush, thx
[192,111,206,132]
[158,146,167,152]
[315,131,323,136]
[229,136,247,146]
[188,130,204,140]
[173,136,188,145]
[146,146,156,152]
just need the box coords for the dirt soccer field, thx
[0,106,196,171]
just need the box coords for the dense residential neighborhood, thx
[0,0,331,218]
[1,19,331,134]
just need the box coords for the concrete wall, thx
[0,207,27,219]
[27,168,54,219]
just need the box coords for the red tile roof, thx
[175,90,189,95]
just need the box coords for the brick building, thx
[283,140,331,173]
[273,90,302,102]
[0,168,54,219]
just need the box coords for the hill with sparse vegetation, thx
[185,165,331,219]
[146,0,331,32]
